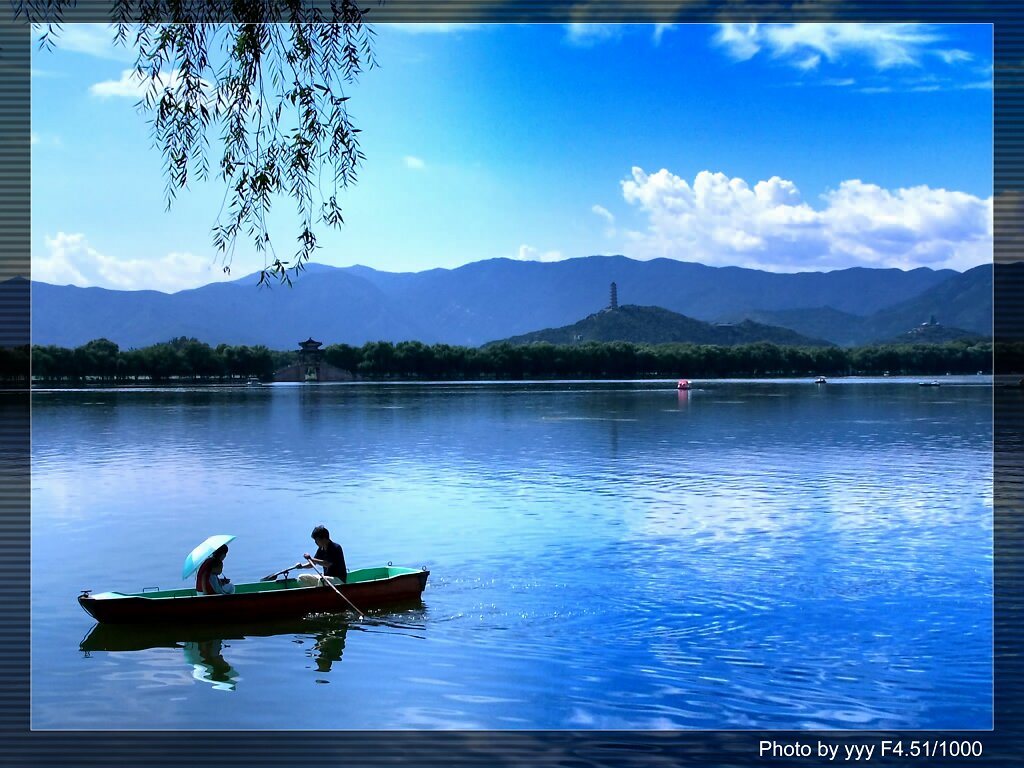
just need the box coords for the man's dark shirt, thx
[316,540,347,581]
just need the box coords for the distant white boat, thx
[246,378,262,387]
[814,376,827,384]
[919,381,940,387]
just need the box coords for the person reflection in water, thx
[313,627,348,673]
[185,639,238,691]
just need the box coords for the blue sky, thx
[31,23,993,292]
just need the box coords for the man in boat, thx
[196,544,235,595]
[295,525,348,586]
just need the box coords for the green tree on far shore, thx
[28,337,999,385]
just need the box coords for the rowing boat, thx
[79,565,429,625]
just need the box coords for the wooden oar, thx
[305,555,364,620]
[260,563,302,582]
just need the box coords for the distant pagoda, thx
[297,337,324,380]
[609,282,618,310]
[272,337,354,382]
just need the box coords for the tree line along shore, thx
[3,336,1013,385]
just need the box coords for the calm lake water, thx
[31,379,993,730]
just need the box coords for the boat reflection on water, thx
[79,600,426,690]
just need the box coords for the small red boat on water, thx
[79,565,429,625]
[677,379,690,390]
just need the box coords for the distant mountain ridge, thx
[494,305,834,347]
[30,255,992,349]
[740,265,992,344]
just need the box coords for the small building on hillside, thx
[273,337,354,382]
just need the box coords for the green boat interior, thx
[86,566,422,600]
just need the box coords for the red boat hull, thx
[79,570,429,625]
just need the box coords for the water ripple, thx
[32,381,992,730]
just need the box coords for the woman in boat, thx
[195,544,235,595]
[295,525,348,586]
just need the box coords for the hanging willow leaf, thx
[17,0,378,286]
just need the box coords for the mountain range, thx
[731,263,992,345]
[26,255,998,349]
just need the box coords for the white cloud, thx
[959,63,993,89]
[35,232,235,292]
[823,78,856,87]
[565,24,624,47]
[713,23,957,71]
[89,70,144,99]
[796,54,822,71]
[937,49,973,64]
[387,23,481,35]
[30,132,62,148]
[404,155,426,171]
[592,204,616,237]
[89,68,197,100]
[565,23,677,47]
[653,24,676,45]
[714,23,761,61]
[36,23,133,62]
[516,245,563,263]
[621,167,992,272]
[822,180,992,269]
